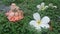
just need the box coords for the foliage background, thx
[0,0,60,34]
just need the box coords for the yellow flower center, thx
[37,20,41,25]
[41,7,45,10]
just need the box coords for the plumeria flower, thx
[37,2,48,11]
[49,3,57,8]
[29,13,50,31]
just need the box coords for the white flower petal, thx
[41,6,48,10]
[40,24,50,28]
[53,6,57,8]
[41,2,45,8]
[29,20,36,26]
[29,20,38,27]
[49,3,53,7]
[29,20,41,30]
[41,16,50,24]
[37,5,41,9]
[33,13,40,20]
[45,6,49,9]
[35,26,41,30]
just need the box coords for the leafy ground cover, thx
[0,0,60,34]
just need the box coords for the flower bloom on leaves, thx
[6,11,24,22]
[5,3,24,22]
[29,13,50,31]
[49,3,57,8]
[37,2,48,11]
